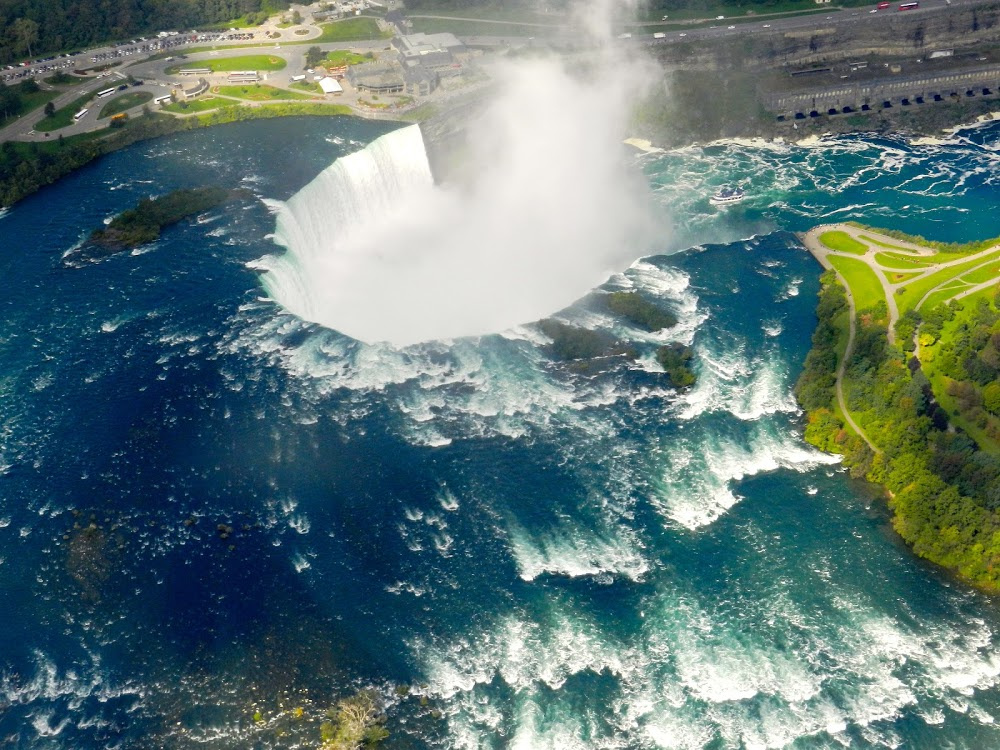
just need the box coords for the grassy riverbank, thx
[797,226,1000,590]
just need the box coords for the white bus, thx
[97,87,116,98]
[154,94,172,104]
[73,108,89,121]
[227,71,259,83]
[291,74,306,82]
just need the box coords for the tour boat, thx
[709,186,746,206]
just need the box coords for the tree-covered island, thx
[797,223,1000,590]
[536,289,695,387]
[77,185,239,261]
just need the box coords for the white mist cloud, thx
[259,1,665,347]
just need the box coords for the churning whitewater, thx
[7,116,1000,750]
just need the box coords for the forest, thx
[797,269,1000,589]
[0,0,288,64]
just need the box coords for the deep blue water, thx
[2,117,1000,749]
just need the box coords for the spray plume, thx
[258,0,663,347]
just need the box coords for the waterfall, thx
[257,59,659,349]
[258,125,437,343]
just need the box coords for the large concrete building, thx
[346,61,405,94]
[392,32,465,70]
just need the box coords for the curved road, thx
[801,223,1000,454]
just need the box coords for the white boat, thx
[709,186,745,205]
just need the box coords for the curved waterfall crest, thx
[258,58,657,348]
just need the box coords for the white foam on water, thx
[651,422,839,530]
[674,337,799,423]
[414,534,1000,750]
[508,523,649,582]
[420,609,629,699]
[438,487,460,512]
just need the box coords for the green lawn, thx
[169,55,287,74]
[213,84,315,101]
[162,96,223,113]
[323,50,370,67]
[314,18,391,42]
[193,101,352,126]
[921,285,971,312]
[290,81,323,94]
[960,262,1000,285]
[820,230,868,255]
[44,73,87,86]
[859,235,913,252]
[897,249,1000,313]
[884,270,922,284]
[830,255,886,312]
[34,91,95,132]
[0,87,60,129]
[873,251,935,269]
[98,91,153,119]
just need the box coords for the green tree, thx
[306,46,325,68]
[983,382,1000,416]
[11,18,40,59]
[44,101,55,117]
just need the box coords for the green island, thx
[87,186,236,252]
[538,292,694,387]
[605,290,678,331]
[797,223,1000,589]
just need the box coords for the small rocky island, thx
[72,187,239,264]
[538,290,695,387]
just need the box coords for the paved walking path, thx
[799,222,1000,454]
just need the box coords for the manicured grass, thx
[323,50,370,67]
[170,55,287,74]
[886,271,922,283]
[44,73,87,86]
[161,96,223,113]
[4,127,108,158]
[314,18,390,42]
[193,101,352,126]
[859,234,913,251]
[830,255,886,312]
[0,87,60,128]
[34,91,94,132]
[960,262,1000,285]
[899,249,1000,312]
[213,84,315,101]
[921,285,970,312]
[290,81,322,94]
[819,230,868,255]
[98,91,153,118]
[874,251,935,269]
